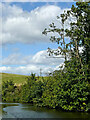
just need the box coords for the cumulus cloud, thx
[2,50,64,65]
[0,65,59,75]
[1,46,84,75]
[1,3,70,45]
[2,53,32,65]
[0,3,74,75]
[32,50,64,65]
[1,50,65,75]
[0,65,54,75]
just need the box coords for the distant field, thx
[0,73,46,86]
[0,73,28,86]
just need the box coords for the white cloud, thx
[0,65,56,75]
[32,50,64,65]
[1,50,65,75]
[1,3,70,45]
[0,3,75,75]
[2,53,31,65]
[2,50,64,65]
[2,37,81,75]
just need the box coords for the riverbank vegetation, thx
[2,2,90,112]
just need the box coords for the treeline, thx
[2,72,89,112]
[2,2,90,112]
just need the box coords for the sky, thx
[0,1,76,76]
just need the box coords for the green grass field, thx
[0,73,46,86]
[0,73,29,86]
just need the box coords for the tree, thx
[42,1,90,112]
[21,73,43,104]
[42,10,70,61]
[65,2,90,77]
[2,80,16,102]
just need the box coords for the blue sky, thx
[10,2,74,10]
[1,1,76,75]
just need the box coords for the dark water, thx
[1,103,90,119]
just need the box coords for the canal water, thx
[1,103,90,119]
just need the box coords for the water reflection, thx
[1,103,90,118]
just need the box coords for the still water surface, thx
[1,103,90,119]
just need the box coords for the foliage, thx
[20,73,43,104]
[2,80,20,102]
[42,1,90,112]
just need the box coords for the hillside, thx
[0,73,46,86]
[0,73,29,86]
